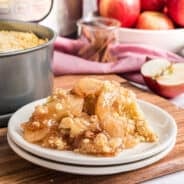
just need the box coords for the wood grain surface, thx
[0,75,184,184]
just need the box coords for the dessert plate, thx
[8,98,177,166]
[7,134,176,175]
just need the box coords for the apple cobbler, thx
[22,78,157,156]
[0,31,47,52]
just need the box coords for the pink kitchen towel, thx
[53,37,184,84]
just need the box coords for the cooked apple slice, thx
[141,59,184,98]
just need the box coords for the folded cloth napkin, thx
[53,37,184,84]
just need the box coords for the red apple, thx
[99,0,141,28]
[136,11,174,30]
[167,0,184,26]
[163,6,168,14]
[141,59,184,98]
[141,0,165,11]
[97,0,101,6]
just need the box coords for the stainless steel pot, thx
[0,0,83,37]
[41,0,83,36]
[0,20,56,115]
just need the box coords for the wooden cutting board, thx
[0,75,184,184]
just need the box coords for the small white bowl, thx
[118,28,184,54]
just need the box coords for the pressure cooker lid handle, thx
[31,0,54,23]
[0,0,53,23]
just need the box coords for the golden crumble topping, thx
[0,31,47,52]
[22,78,157,156]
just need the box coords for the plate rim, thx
[8,98,177,166]
[7,134,176,175]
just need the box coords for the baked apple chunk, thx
[22,78,157,156]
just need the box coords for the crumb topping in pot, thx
[21,78,157,157]
[0,31,47,52]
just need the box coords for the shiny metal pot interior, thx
[0,20,56,115]
[41,0,83,36]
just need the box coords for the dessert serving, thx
[0,31,47,52]
[22,78,157,156]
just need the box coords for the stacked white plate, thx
[7,99,177,175]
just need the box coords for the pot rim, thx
[0,19,57,57]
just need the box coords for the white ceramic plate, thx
[8,99,177,166]
[7,134,176,175]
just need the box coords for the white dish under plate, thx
[7,134,176,175]
[8,98,177,166]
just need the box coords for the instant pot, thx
[0,20,56,123]
[0,0,83,36]
[0,0,83,126]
